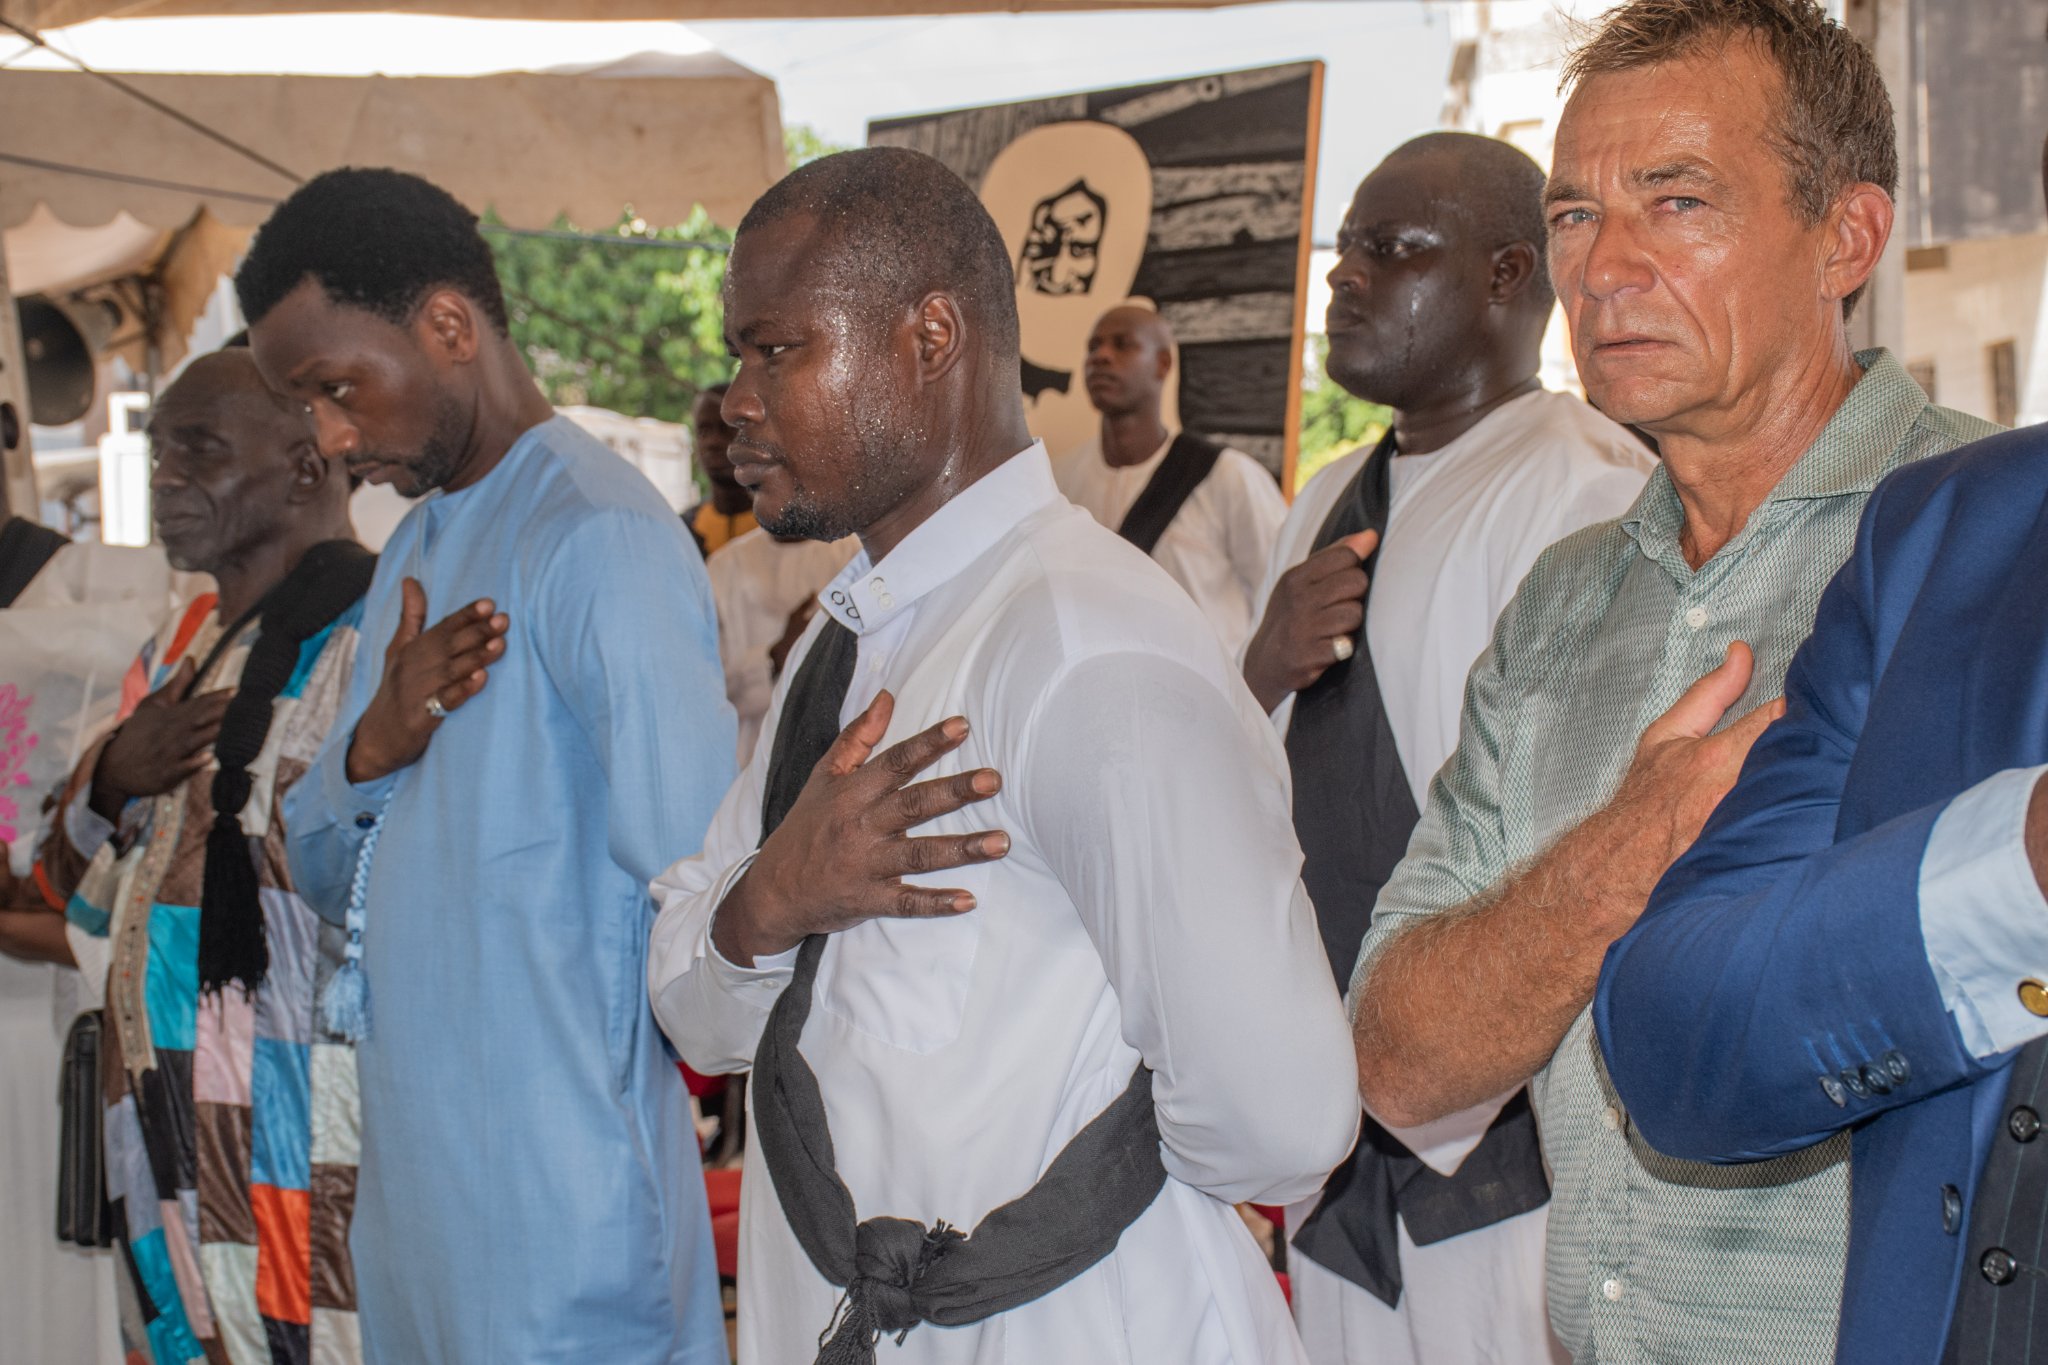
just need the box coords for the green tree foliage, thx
[784,123,848,170]
[490,125,853,423]
[1295,334,1391,488]
[490,126,1367,486]
[491,205,732,424]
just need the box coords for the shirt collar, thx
[820,440,1057,636]
[1620,348,1927,567]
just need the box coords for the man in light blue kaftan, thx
[242,168,736,1364]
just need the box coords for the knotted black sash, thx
[1117,432,1223,556]
[750,618,1168,1363]
[198,540,376,997]
[1285,434,1549,1306]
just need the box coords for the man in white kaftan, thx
[1052,305,1284,651]
[1242,136,1653,1365]
[650,147,1357,1365]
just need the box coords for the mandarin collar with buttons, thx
[1618,348,1927,575]
[818,440,1057,637]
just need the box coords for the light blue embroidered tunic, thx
[285,417,735,1364]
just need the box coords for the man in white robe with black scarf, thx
[1243,133,1654,1365]
[649,146,1357,1365]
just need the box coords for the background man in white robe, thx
[650,146,1357,1364]
[1242,132,1654,1365]
[1053,304,1285,649]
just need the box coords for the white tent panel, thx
[0,52,785,232]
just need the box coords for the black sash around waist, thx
[1284,433,1550,1306]
[749,618,1169,1362]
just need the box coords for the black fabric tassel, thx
[814,1228,961,1365]
[198,810,268,996]
[815,1285,883,1365]
[197,540,376,999]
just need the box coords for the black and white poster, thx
[870,61,1324,489]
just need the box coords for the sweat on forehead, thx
[734,146,1020,357]
[1374,133,1549,245]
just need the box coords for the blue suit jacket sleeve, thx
[1594,477,1997,1165]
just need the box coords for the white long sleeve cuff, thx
[1920,763,2048,1058]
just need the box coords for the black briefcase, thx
[56,1009,114,1248]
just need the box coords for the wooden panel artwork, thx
[870,62,1324,486]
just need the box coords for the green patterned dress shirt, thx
[1352,351,2001,1364]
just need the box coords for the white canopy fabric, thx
[0,39,782,374]
[0,19,785,517]
[5,0,1253,23]
[5,204,245,373]
[0,51,786,232]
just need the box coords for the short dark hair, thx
[236,167,510,334]
[1386,132,1555,310]
[736,147,1020,360]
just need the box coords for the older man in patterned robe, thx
[36,349,371,1365]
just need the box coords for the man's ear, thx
[288,439,333,506]
[1490,241,1540,305]
[416,288,483,365]
[913,292,967,382]
[1821,182,1893,311]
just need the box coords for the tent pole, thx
[0,241,39,524]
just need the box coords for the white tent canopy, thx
[5,0,1252,23]
[0,16,786,514]
[2,45,785,233]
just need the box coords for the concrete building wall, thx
[1438,0,1624,398]
[1437,0,2048,430]
[1904,233,2048,427]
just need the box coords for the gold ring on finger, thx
[1331,635,1356,664]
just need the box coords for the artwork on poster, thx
[981,121,1164,463]
[870,61,1324,489]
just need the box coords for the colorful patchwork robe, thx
[41,592,367,1365]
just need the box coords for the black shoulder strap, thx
[1116,433,1223,556]
[0,515,70,608]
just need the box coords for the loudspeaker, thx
[19,293,119,427]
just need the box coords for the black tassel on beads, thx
[198,800,268,996]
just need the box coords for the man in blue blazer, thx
[1596,421,2048,1362]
